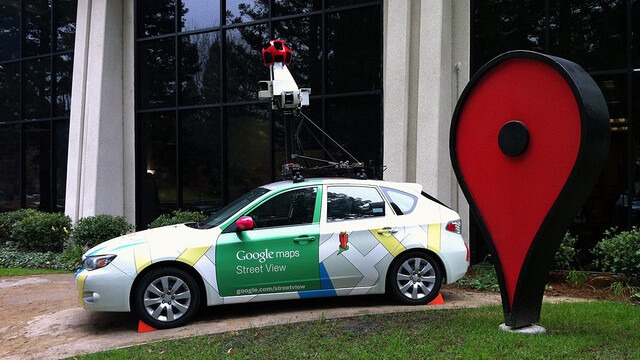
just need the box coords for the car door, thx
[216,186,322,297]
[319,185,406,296]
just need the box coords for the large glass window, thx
[0,0,76,213]
[470,0,638,264]
[135,0,382,227]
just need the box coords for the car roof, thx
[260,178,423,194]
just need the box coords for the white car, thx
[76,179,469,328]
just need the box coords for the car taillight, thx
[464,241,470,262]
[445,219,461,234]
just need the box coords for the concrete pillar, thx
[382,0,412,182]
[65,0,136,224]
[383,0,470,241]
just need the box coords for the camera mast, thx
[258,40,375,181]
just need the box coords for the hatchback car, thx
[76,179,469,329]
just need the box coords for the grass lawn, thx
[69,301,639,360]
[0,267,71,276]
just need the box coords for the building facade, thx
[0,0,637,262]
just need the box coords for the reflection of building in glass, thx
[0,1,637,264]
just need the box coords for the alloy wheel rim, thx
[396,257,436,300]
[143,275,192,322]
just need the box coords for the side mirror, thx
[236,216,254,231]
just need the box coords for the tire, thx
[387,251,443,305]
[133,266,201,329]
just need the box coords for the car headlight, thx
[82,255,117,271]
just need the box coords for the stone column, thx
[65,0,136,224]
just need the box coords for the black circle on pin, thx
[498,121,529,157]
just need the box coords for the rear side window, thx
[381,187,417,215]
[327,186,386,222]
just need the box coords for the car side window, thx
[247,187,317,228]
[327,186,385,222]
[381,187,418,215]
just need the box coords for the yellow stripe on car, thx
[370,229,406,257]
[134,247,152,273]
[77,273,88,308]
[427,223,441,253]
[177,246,211,266]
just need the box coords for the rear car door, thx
[318,185,406,295]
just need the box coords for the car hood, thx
[83,224,207,258]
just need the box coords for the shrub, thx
[59,243,84,270]
[554,232,577,271]
[148,210,207,229]
[567,270,588,286]
[11,212,72,252]
[456,263,500,292]
[593,227,640,278]
[73,214,134,249]
[0,248,79,271]
[0,209,39,244]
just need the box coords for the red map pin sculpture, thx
[450,51,610,328]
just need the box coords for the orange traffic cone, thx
[138,320,157,333]
[427,293,444,305]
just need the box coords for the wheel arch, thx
[129,260,208,311]
[387,248,448,285]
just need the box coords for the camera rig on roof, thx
[258,40,379,182]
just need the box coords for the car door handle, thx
[377,227,398,235]
[293,235,315,243]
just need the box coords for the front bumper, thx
[75,265,134,312]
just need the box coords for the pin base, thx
[499,323,546,334]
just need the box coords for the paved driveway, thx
[0,273,511,359]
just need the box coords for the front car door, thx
[216,186,322,297]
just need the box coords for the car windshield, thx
[199,187,270,229]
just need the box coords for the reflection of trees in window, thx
[227,105,271,200]
[0,1,20,61]
[23,58,52,119]
[274,15,322,89]
[327,7,381,93]
[55,54,73,116]
[137,0,176,38]
[139,38,176,109]
[23,0,51,56]
[549,0,626,71]
[471,0,545,72]
[272,0,322,17]
[25,123,52,211]
[181,32,221,105]
[182,109,222,212]
[55,0,77,51]
[226,0,267,24]
[0,63,20,121]
[0,125,21,211]
[226,26,268,101]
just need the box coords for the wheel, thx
[387,251,443,305]
[133,267,201,329]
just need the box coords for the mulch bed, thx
[451,269,639,304]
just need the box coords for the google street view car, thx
[76,179,469,329]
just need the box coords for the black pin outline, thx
[450,51,610,327]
